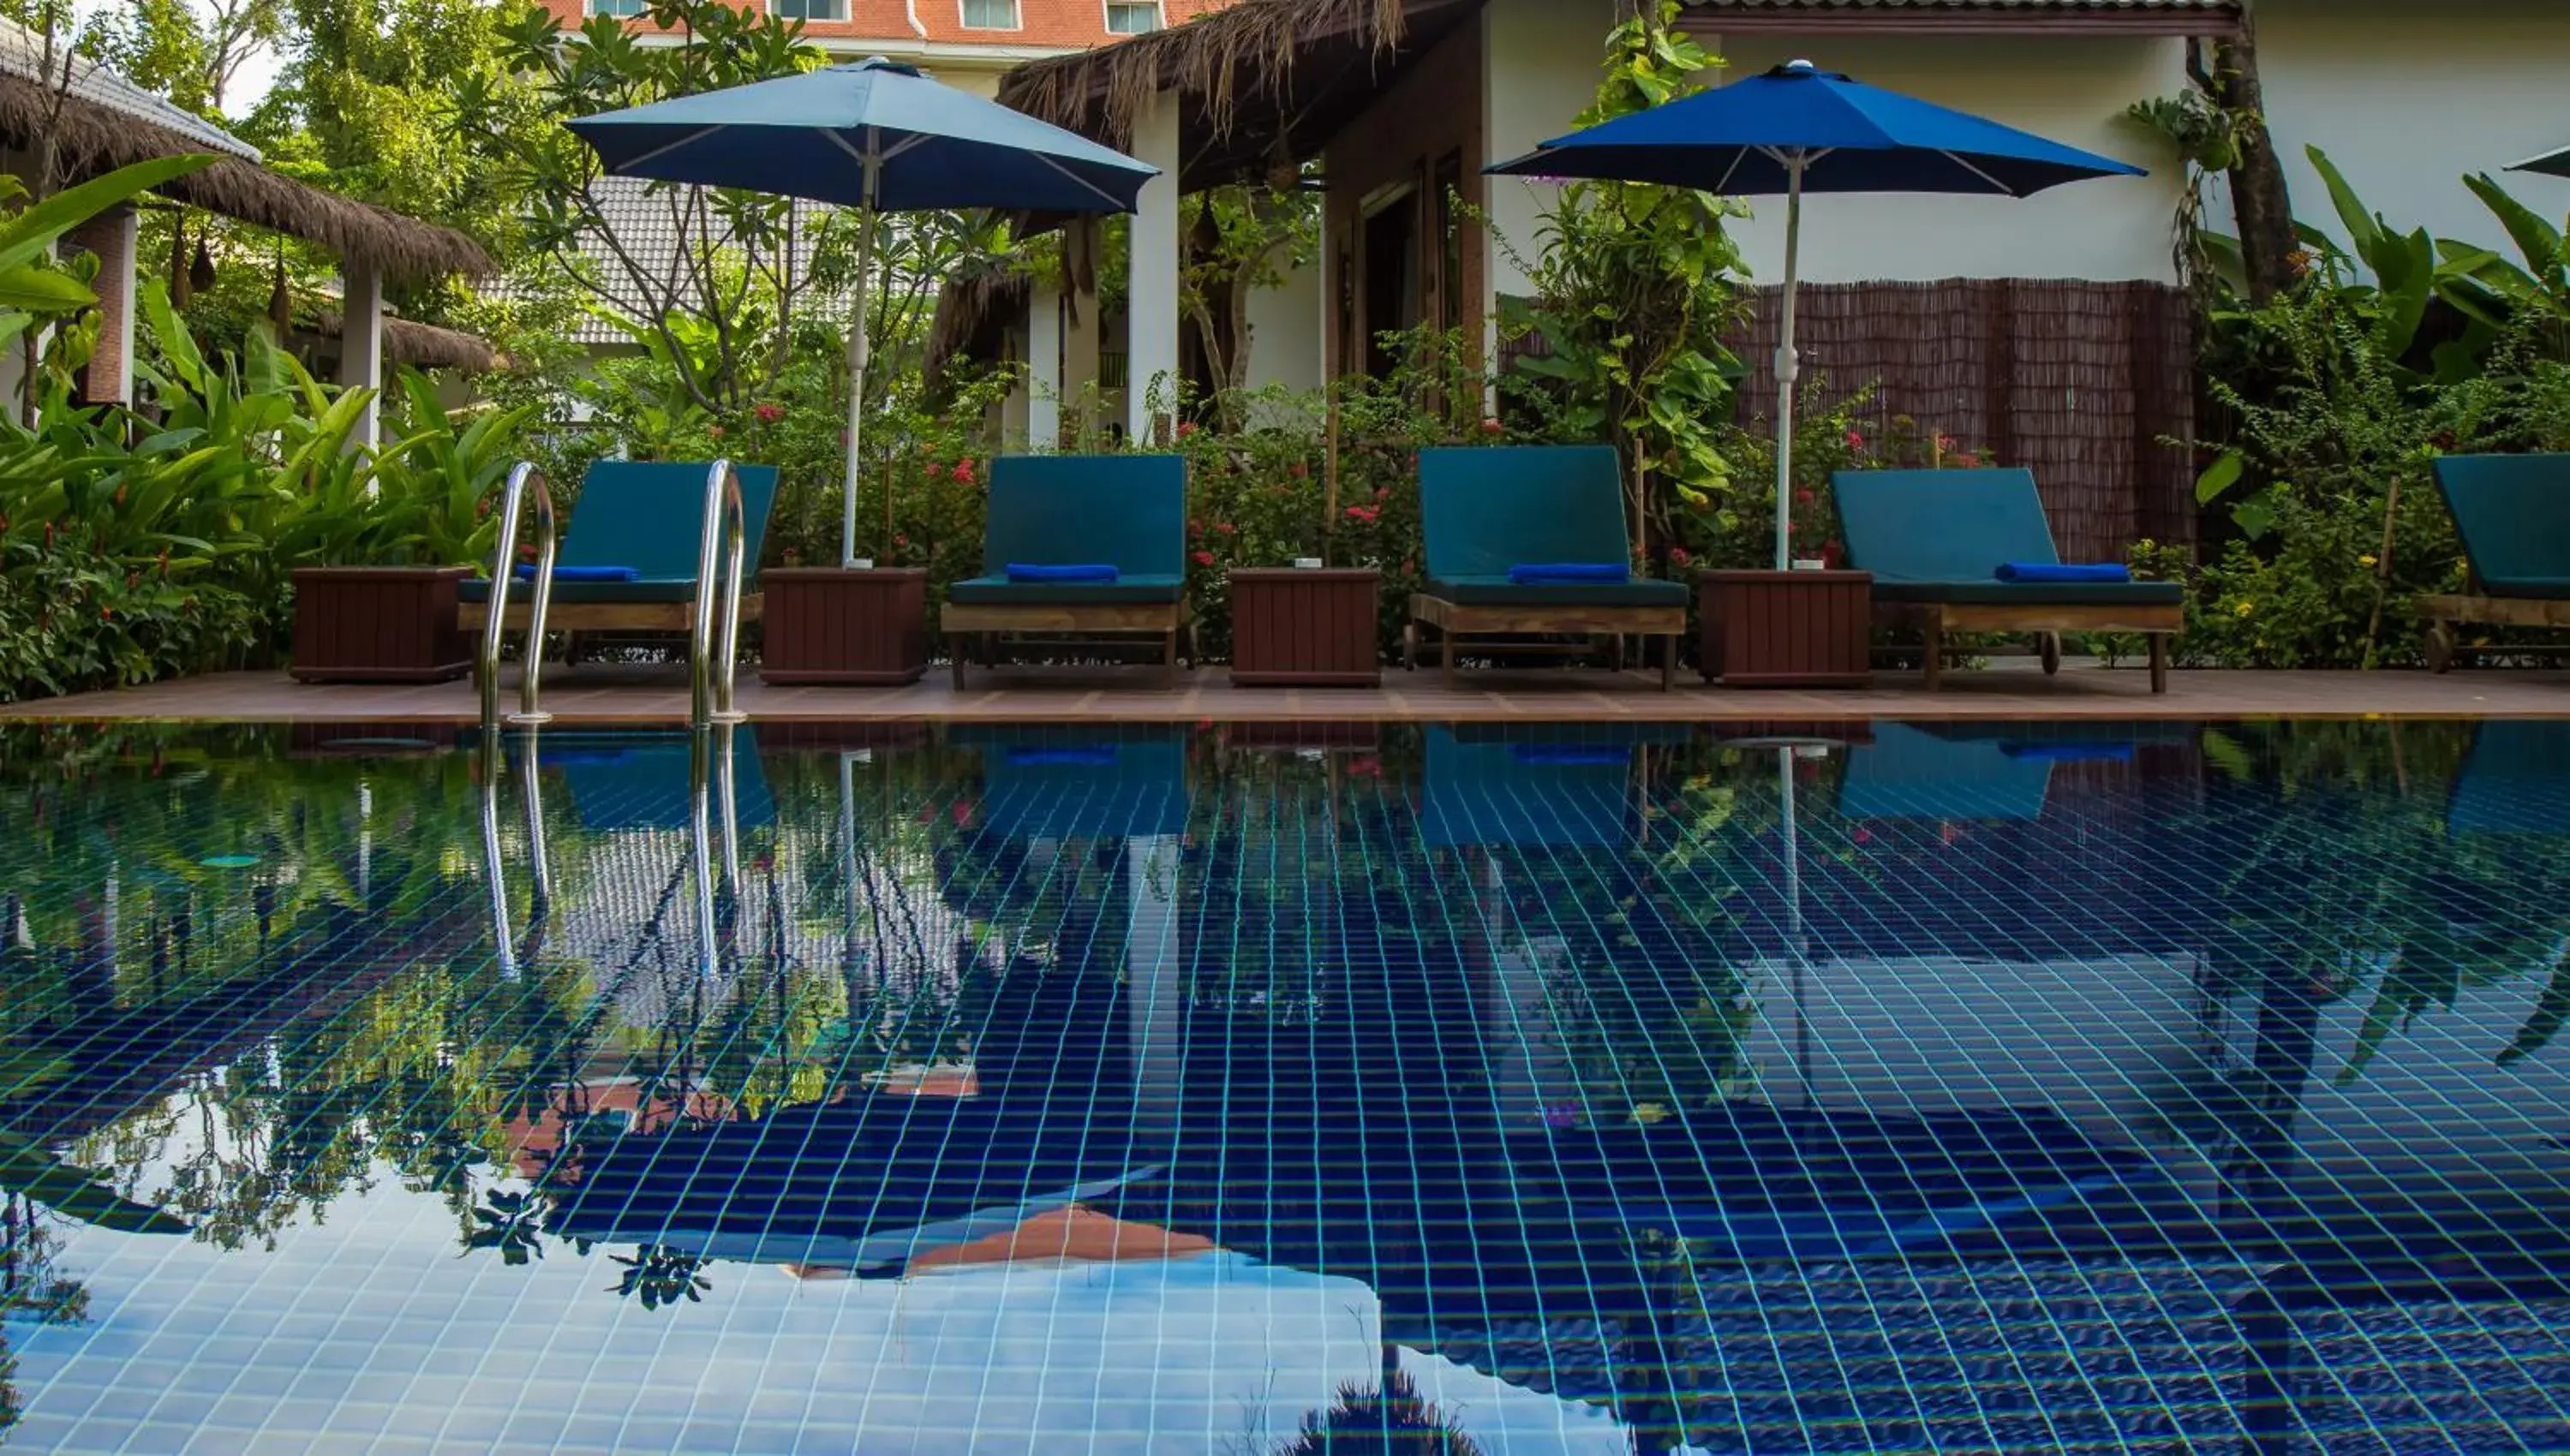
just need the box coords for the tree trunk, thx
[2200,26,2298,304]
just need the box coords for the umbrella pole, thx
[841,164,881,568]
[1772,151,1807,574]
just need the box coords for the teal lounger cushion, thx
[971,453,1186,581]
[461,461,780,603]
[1831,466,2177,605]
[2431,454,2570,599]
[1870,580,2183,606]
[1419,445,1665,591]
[1425,575,1690,608]
[946,574,1185,605]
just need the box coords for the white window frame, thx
[1103,0,1162,35]
[958,0,1020,31]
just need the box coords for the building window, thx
[587,0,645,15]
[959,0,1019,28]
[1104,1,1161,33]
[772,0,847,17]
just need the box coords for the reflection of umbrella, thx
[1489,60,2143,570]
[566,58,1157,565]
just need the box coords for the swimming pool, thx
[2,718,2566,1453]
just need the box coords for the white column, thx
[1125,88,1182,446]
[66,206,138,405]
[338,259,384,449]
[1025,280,1063,452]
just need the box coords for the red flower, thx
[1344,504,1380,523]
[782,548,801,564]
[1175,421,1199,439]
[1844,429,1865,450]
[1213,522,1235,535]
[1192,549,1216,566]
[894,534,909,547]
[1952,452,1981,468]
[927,464,945,481]
[1795,490,1814,505]
[1479,418,1504,436]
[952,800,973,824]
[99,606,111,620]
[754,403,785,424]
[951,462,976,484]
[1852,826,1873,844]
[1374,485,1390,501]
[1668,546,1692,568]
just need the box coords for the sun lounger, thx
[941,456,1190,689]
[458,460,780,663]
[1407,445,1688,691]
[2420,454,2570,671]
[1830,468,2182,692]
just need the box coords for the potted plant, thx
[1194,415,1381,688]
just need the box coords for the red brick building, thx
[541,0,1235,97]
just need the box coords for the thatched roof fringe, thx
[999,0,1411,153]
[924,272,1029,383]
[314,310,504,372]
[0,75,494,282]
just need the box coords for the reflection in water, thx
[0,719,2567,1452]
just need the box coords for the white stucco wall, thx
[1242,255,1323,396]
[2242,0,2570,258]
[1707,33,2186,286]
[1481,0,1623,310]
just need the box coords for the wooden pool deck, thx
[6,662,2569,723]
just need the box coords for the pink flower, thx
[1479,418,1504,436]
[754,403,785,424]
[1668,546,1692,568]
[1844,429,1864,449]
[894,534,908,547]
[1213,522,1236,535]
[1374,486,1390,501]
[1175,421,1199,439]
[1192,549,1216,566]
[1952,452,1981,468]
[951,462,976,484]
[1345,504,1380,523]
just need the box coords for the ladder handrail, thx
[690,457,750,728]
[480,462,559,728]
[478,730,552,982]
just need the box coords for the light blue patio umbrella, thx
[568,58,1158,565]
[1490,60,2145,571]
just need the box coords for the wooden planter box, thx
[1698,570,1874,688]
[1229,568,1381,687]
[290,566,472,683]
[759,568,929,685]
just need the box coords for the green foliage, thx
[1506,1,1746,564]
[0,155,220,319]
[3,283,533,702]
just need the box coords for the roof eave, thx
[1677,4,2242,39]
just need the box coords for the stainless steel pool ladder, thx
[481,458,751,731]
[479,462,559,729]
[689,458,753,729]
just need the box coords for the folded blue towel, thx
[1004,746,1120,767]
[1512,744,1633,767]
[516,564,639,582]
[1507,562,1629,585]
[1994,562,2131,584]
[1005,563,1119,583]
[536,748,636,767]
[1999,741,2137,764]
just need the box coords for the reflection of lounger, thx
[955,726,1188,839]
[2449,721,2570,835]
[539,729,775,831]
[1837,721,2051,820]
[1422,725,1648,846]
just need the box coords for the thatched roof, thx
[998,0,1487,194]
[313,309,504,372]
[924,271,1029,382]
[0,53,493,282]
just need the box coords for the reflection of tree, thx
[1274,1368,1485,1455]
[0,1190,94,1436]
[608,1244,712,1311]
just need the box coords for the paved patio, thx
[7,662,2568,722]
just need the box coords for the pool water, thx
[2,718,2567,1454]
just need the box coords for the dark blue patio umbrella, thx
[568,58,1158,564]
[1490,60,2144,571]
[2507,145,2570,180]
